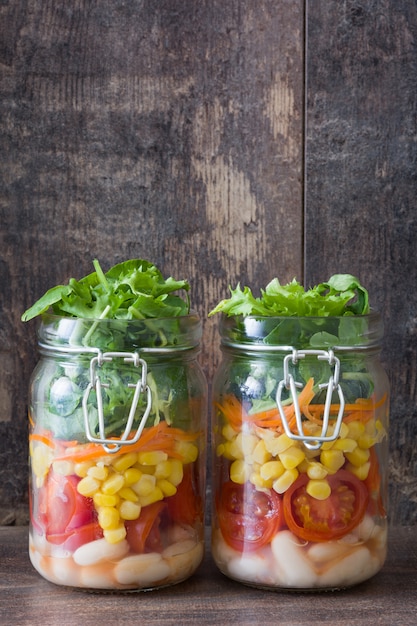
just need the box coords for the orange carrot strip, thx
[217,378,316,435]
[29,433,56,448]
[53,421,199,463]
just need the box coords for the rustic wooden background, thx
[1,0,416,526]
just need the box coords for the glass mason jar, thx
[28,313,207,591]
[211,313,389,591]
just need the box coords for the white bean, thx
[50,555,81,587]
[162,538,199,558]
[163,540,204,580]
[318,546,373,587]
[79,564,117,590]
[115,552,171,586]
[308,540,352,565]
[73,538,129,566]
[271,531,318,588]
[227,549,275,585]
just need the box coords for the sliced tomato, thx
[217,481,284,552]
[166,464,202,527]
[125,501,165,553]
[47,521,103,551]
[35,471,96,545]
[283,469,369,542]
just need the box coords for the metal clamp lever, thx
[276,349,345,450]
[82,351,152,453]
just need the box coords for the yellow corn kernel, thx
[238,432,259,457]
[167,459,184,486]
[74,461,95,478]
[260,460,285,482]
[174,441,199,464]
[123,467,143,485]
[357,433,376,449]
[320,438,336,452]
[137,450,168,466]
[223,437,243,461]
[157,479,177,497]
[306,461,328,480]
[98,506,120,530]
[104,524,127,544]
[101,472,125,495]
[216,443,226,457]
[347,420,366,440]
[320,449,345,473]
[131,473,157,496]
[230,459,250,484]
[93,492,120,508]
[137,486,164,507]
[252,439,272,465]
[87,463,109,481]
[279,446,305,470]
[273,468,299,494]
[118,500,142,521]
[265,433,293,457]
[304,446,321,460]
[112,452,138,473]
[368,419,387,440]
[222,423,237,441]
[118,486,139,502]
[250,471,272,489]
[306,479,331,500]
[332,438,358,453]
[136,463,155,475]
[345,461,371,481]
[338,422,350,439]
[77,475,101,497]
[297,459,310,474]
[31,444,54,483]
[345,447,370,467]
[154,460,173,479]
[52,460,74,476]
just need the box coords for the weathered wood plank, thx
[0,1,304,521]
[305,0,417,523]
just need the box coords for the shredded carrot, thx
[51,420,200,463]
[216,380,387,435]
[216,378,316,435]
[29,432,56,449]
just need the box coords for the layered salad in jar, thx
[22,260,206,591]
[209,274,389,590]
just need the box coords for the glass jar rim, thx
[37,311,202,353]
[217,310,384,351]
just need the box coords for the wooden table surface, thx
[1,526,416,626]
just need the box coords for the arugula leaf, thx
[22,259,190,322]
[209,274,370,318]
[21,284,72,321]
[209,284,269,317]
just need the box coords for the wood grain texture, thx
[305,0,417,524]
[1,526,417,625]
[1,1,303,522]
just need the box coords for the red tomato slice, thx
[283,469,369,542]
[36,471,96,543]
[125,502,165,553]
[47,521,103,551]
[166,464,202,527]
[217,481,284,552]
